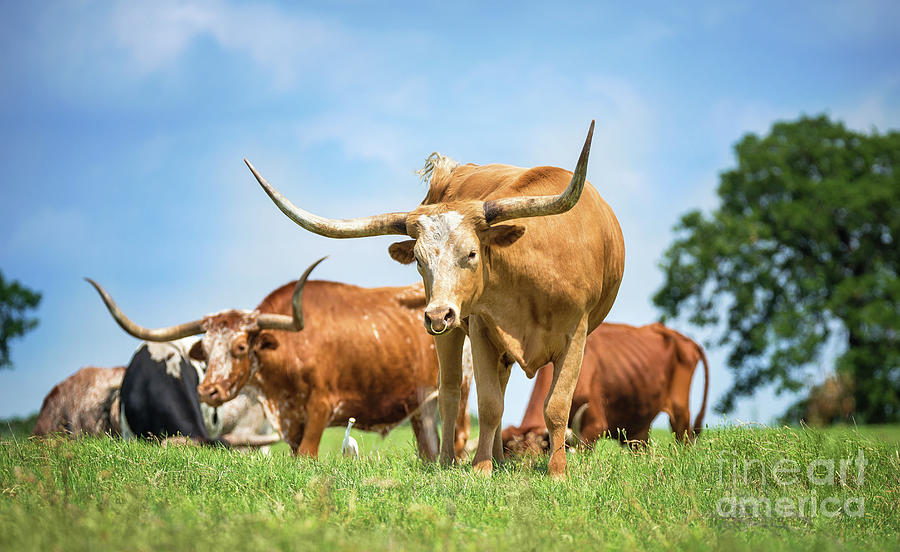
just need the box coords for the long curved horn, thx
[244,159,409,238]
[482,120,595,224]
[257,256,326,331]
[85,278,205,342]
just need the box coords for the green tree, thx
[0,270,41,369]
[653,115,900,423]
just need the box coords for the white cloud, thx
[108,0,353,88]
[110,1,214,72]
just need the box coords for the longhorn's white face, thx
[201,327,241,385]
[414,211,483,326]
[197,311,258,406]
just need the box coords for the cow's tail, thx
[693,343,710,436]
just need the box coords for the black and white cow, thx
[119,338,227,445]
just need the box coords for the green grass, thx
[1,421,898,551]
[0,414,38,440]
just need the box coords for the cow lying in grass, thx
[32,365,126,437]
[32,341,279,449]
[501,322,708,454]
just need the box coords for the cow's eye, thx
[467,251,477,261]
[234,343,248,355]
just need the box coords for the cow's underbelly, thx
[329,390,434,434]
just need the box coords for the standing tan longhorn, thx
[245,122,625,477]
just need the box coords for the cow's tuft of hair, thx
[416,152,459,185]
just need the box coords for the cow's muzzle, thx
[197,383,229,407]
[424,306,457,335]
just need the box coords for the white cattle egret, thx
[342,417,359,458]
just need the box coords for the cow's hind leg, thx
[669,367,695,443]
[544,316,589,479]
[453,368,472,460]
[492,361,512,461]
[434,328,465,467]
[669,407,693,443]
[410,398,439,462]
[469,316,505,476]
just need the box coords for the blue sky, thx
[1,1,898,427]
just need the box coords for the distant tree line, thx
[654,115,900,423]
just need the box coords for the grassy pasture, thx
[1,421,898,551]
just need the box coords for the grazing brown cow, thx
[246,122,625,477]
[32,366,126,437]
[502,323,709,453]
[87,259,471,459]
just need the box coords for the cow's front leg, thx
[544,316,589,479]
[469,316,504,476]
[297,396,331,458]
[433,328,465,467]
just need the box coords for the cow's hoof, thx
[473,460,493,476]
[439,455,456,468]
[548,453,567,479]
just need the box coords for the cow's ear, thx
[255,332,279,352]
[189,340,206,361]
[483,224,525,247]
[389,240,417,264]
